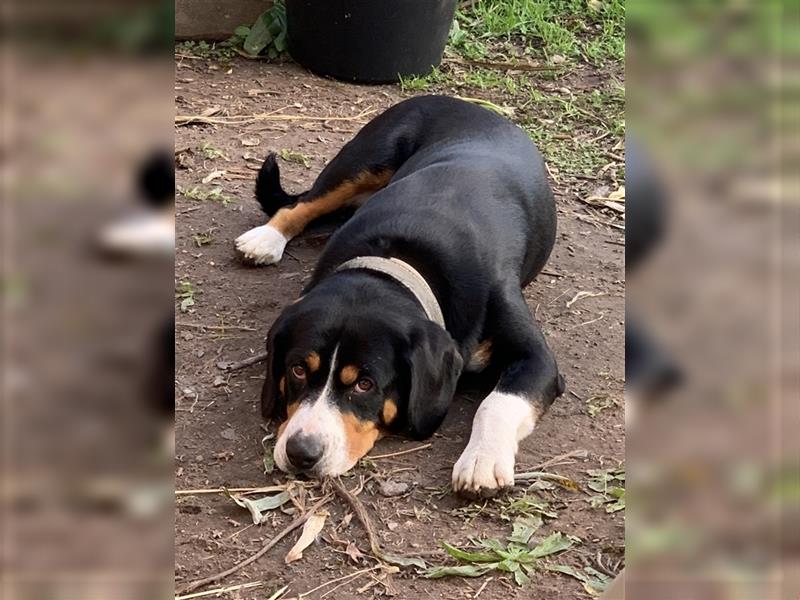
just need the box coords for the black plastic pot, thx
[286,0,457,84]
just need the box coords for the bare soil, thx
[175,55,625,599]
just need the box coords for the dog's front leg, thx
[452,300,563,495]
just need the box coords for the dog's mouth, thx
[273,403,381,477]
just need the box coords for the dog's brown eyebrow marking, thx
[305,352,321,373]
[341,412,380,462]
[279,376,286,396]
[268,169,394,239]
[382,399,398,424]
[340,365,359,386]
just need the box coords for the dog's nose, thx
[285,433,323,471]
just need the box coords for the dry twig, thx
[176,321,257,332]
[532,449,588,471]
[368,443,432,460]
[217,351,269,372]
[175,108,377,127]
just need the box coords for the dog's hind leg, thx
[235,108,421,265]
[452,287,565,495]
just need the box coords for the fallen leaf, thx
[227,490,292,524]
[285,512,327,563]
[379,480,410,497]
[240,136,261,147]
[200,106,221,117]
[344,541,364,563]
[339,512,353,529]
[220,427,237,441]
[608,186,625,201]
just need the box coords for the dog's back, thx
[312,96,556,291]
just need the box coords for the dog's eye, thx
[290,364,307,380]
[354,378,373,393]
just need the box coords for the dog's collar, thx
[336,256,445,327]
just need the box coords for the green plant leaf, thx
[513,566,531,587]
[424,564,496,579]
[493,558,520,573]
[380,552,427,570]
[529,532,575,558]
[244,12,275,55]
[545,563,610,594]
[180,297,194,312]
[273,29,288,53]
[234,25,251,38]
[475,538,508,555]
[508,515,543,545]
[442,542,499,563]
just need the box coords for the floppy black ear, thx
[261,320,287,421]
[405,321,463,439]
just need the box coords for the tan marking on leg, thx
[340,365,359,386]
[341,413,380,463]
[267,169,394,239]
[382,399,398,424]
[306,352,321,373]
[466,340,493,372]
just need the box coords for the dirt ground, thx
[174,53,625,599]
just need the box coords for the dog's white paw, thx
[452,438,516,493]
[235,224,287,265]
[451,391,538,495]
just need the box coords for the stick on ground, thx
[177,322,257,332]
[217,351,269,372]
[367,443,432,461]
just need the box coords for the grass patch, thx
[176,40,236,62]
[450,0,625,65]
[520,86,624,180]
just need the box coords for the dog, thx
[236,96,564,494]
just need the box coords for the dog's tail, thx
[255,153,303,215]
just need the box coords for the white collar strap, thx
[335,256,445,327]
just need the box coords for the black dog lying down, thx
[236,96,565,494]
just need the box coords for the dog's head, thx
[261,289,462,477]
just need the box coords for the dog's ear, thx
[404,321,463,439]
[261,318,288,421]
